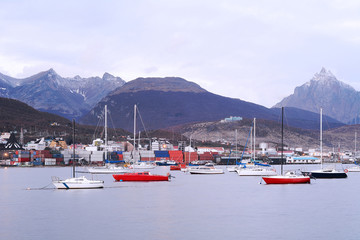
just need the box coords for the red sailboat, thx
[113,172,171,182]
[262,107,310,184]
[262,171,310,184]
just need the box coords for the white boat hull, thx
[236,168,277,176]
[52,176,104,189]
[132,162,156,169]
[226,166,238,172]
[346,166,360,172]
[189,169,224,174]
[87,166,131,174]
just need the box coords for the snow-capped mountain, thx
[0,69,125,119]
[273,67,360,123]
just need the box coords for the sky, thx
[1,0,360,107]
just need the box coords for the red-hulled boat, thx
[113,172,170,181]
[262,107,311,185]
[262,171,310,184]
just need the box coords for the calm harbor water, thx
[1,164,359,240]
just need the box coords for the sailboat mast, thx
[355,131,357,157]
[189,136,192,165]
[250,125,252,160]
[105,105,108,162]
[281,107,284,175]
[105,105,108,146]
[72,119,76,178]
[235,129,238,164]
[20,128,24,145]
[254,118,256,161]
[355,116,358,158]
[138,131,141,150]
[320,108,323,169]
[133,104,137,152]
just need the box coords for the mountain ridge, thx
[0,68,350,131]
[109,77,206,95]
[0,69,126,119]
[273,67,360,123]
[80,77,344,131]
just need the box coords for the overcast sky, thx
[1,0,360,107]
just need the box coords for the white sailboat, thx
[87,105,131,174]
[227,130,239,172]
[236,118,277,176]
[52,175,104,189]
[345,130,360,172]
[52,120,104,189]
[129,104,156,169]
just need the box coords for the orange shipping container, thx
[169,151,184,162]
[184,152,198,163]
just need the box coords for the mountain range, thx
[0,69,125,119]
[0,68,350,132]
[274,68,360,124]
[79,77,343,131]
[2,96,359,150]
[2,66,359,150]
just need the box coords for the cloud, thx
[1,0,360,107]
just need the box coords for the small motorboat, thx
[156,160,178,166]
[113,172,171,181]
[188,163,224,174]
[131,162,156,169]
[86,164,132,174]
[345,165,360,172]
[236,166,277,176]
[52,176,104,189]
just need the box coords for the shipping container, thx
[154,151,170,158]
[18,157,30,162]
[33,161,43,166]
[168,150,184,163]
[184,152,198,163]
[199,152,214,161]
